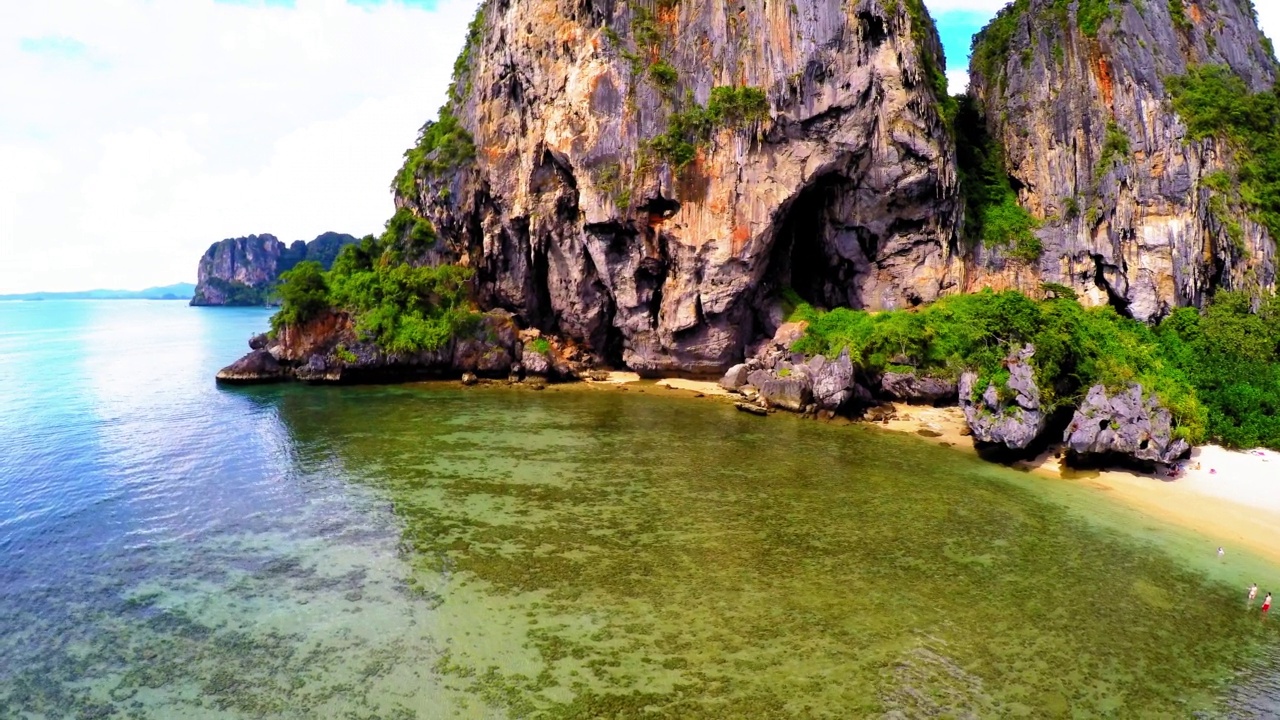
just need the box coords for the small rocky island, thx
[192,232,357,306]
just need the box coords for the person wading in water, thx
[1263,593,1272,617]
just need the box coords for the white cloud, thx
[946,69,970,95]
[0,0,479,293]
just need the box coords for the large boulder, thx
[958,345,1047,450]
[1065,385,1191,464]
[720,363,751,391]
[759,376,813,412]
[811,349,855,411]
[879,371,958,405]
[215,349,290,384]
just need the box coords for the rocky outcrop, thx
[216,309,523,384]
[192,232,358,306]
[958,345,1046,450]
[966,0,1277,320]
[879,371,957,405]
[1064,384,1191,464]
[399,0,962,374]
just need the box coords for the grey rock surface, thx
[759,376,813,413]
[404,0,961,373]
[1065,384,1191,464]
[958,345,1046,450]
[720,363,751,391]
[967,0,1277,319]
[879,371,958,405]
[811,349,855,411]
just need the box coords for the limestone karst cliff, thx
[192,232,358,306]
[394,0,962,373]
[964,0,1278,320]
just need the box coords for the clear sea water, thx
[3,299,1280,718]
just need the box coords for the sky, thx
[1,0,1278,293]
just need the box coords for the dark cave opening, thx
[758,173,862,333]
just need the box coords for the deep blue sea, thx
[3,300,1280,718]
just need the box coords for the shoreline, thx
[874,402,1280,569]
[565,375,1280,569]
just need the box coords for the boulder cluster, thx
[715,329,1190,468]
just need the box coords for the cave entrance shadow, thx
[753,172,871,340]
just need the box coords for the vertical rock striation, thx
[398,0,962,374]
[965,0,1277,320]
[192,232,358,306]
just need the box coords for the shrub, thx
[529,338,551,355]
[1168,64,1280,240]
[393,111,476,198]
[792,289,1206,439]
[954,95,1042,261]
[648,61,678,89]
[270,231,480,354]
[271,261,329,332]
[649,86,770,170]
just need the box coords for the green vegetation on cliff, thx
[954,95,1042,262]
[650,86,769,170]
[392,3,485,198]
[793,289,1280,450]
[272,231,478,354]
[393,112,476,198]
[1168,64,1280,241]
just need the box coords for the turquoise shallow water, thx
[3,300,1280,718]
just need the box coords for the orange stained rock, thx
[731,224,751,254]
[1094,53,1115,109]
[1189,3,1203,24]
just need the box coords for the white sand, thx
[655,378,731,396]
[585,371,641,385]
[878,403,1280,565]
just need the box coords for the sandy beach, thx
[880,402,1280,567]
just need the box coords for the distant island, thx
[191,232,358,306]
[0,283,195,301]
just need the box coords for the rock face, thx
[966,0,1277,320]
[192,232,358,306]
[1064,384,1191,464]
[958,345,1046,450]
[215,309,523,384]
[879,371,957,405]
[402,0,961,373]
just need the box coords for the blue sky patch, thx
[933,10,995,74]
[19,36,89,58]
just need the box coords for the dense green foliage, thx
[1168,65,1280,240]
[954,95,1042,262]
[649,87,769,170]
[271,261,330,331]
[272,234,479,354]
[1157,293,1280,449]
[393,112,476,198]
[382,207,437,253]
[792,289,1280,449]
[278,232,359,274]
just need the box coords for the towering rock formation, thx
[965,0,1278,320]
[192,232,358,306]
[395,0,962,373]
